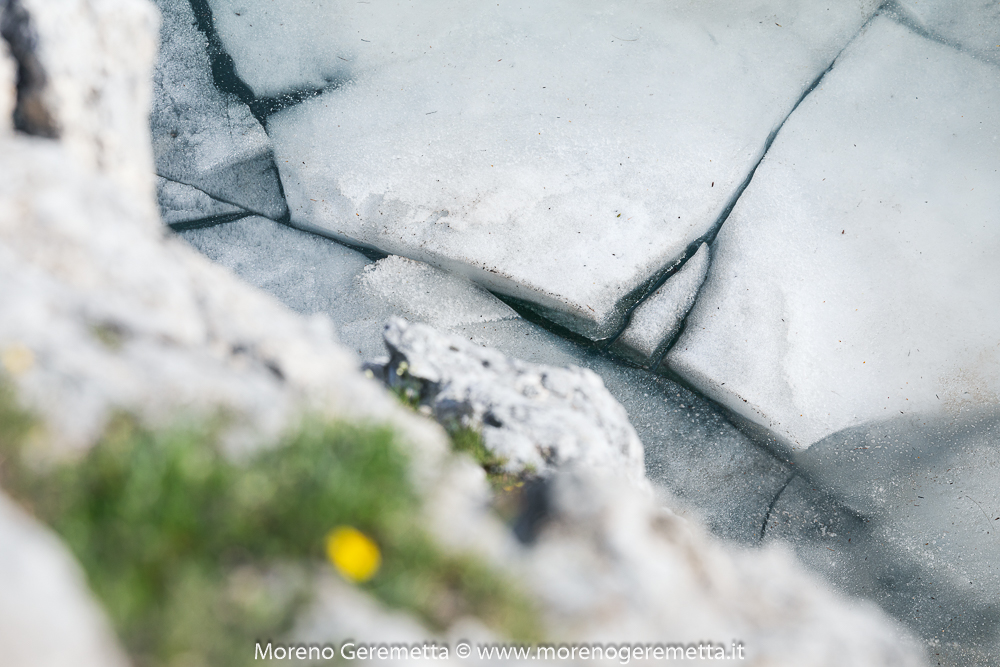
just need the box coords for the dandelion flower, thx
[326,526,381,582]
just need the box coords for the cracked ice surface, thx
[612,242,710,368]
[667,16,1000,453]
[156,177,247,227]
[150,0,287,220]
[256,0,880,339]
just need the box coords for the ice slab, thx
[179,217,517,359]
[611,242,709,368]
[667,16,1000,453]
[156,177,247,228]
[150,0,287,220]
[359,255,518,329]
[262,0,880,339]
[765,412,1000,664]
[893,0,1000,67]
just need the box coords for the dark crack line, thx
[760,472,798,541]
[156,173,261,216]
[168,211,252,231]
[186,0,346,128]
[279,219,390,263]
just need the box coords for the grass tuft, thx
[0,378,540,667]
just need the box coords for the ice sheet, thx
[667,16,1000,452]
[150,0,287,220]
[260,0,879,338]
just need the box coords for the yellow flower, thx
[326,526,381,583]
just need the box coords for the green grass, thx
[0,379,540,667]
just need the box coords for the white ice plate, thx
[252,0,879,338]
[667,16,1000,452]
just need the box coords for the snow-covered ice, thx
[666,16,1000,453]
[359,256,518,329]
[179,217,518,359]
[260,0,880,338]
[612,243,709,368]
[150,0,287,220]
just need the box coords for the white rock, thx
[612,243,710,368]
[2,0,159,209]
[377,318,647,483]
[0,492,131,667]
[293,575,457,667]
[156,176,247,227]
[667,17,1000,452]
[261,0,880,338]
[893,0,1000,67]
[151,0,287,220]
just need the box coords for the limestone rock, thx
[0,134,445,462]
[372,318,646,483]
[0,0,159,208]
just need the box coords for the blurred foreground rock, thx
[0,493,130,667]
